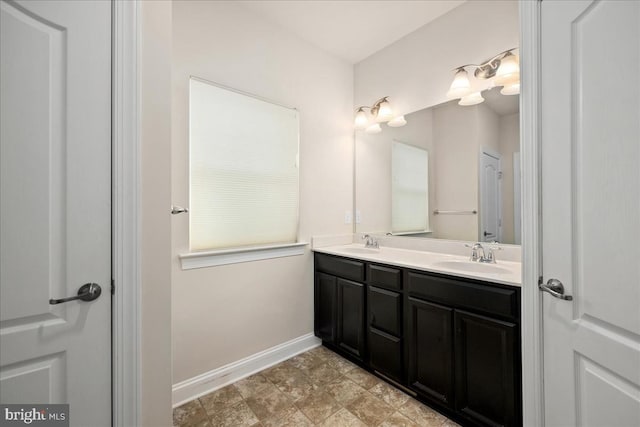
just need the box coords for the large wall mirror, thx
[355,86,520,244]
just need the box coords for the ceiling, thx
[237,1,465,64]
[483,86,519,116]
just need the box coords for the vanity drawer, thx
[315,253,365,282]
[407,271,519,320]
[368,286,402,337]
[368,264,402,290]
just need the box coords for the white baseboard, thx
[172,333,321,407]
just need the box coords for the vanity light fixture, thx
[446,68,472,99]
[458,91,485,106]
[365,123,382,134]
[446,48,520,105]
[354,107,369,130]
[387,115,407,127]
[354,96,407,132]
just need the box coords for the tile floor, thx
[173,346,460,427]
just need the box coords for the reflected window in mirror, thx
[392,141,429,235]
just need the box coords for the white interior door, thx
[0,1,112,425]
[541,1,640,426]
[479,150,501,242]
[513,152,521,245]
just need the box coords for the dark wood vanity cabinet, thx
[406,297,455,407]
[313,255,366,360]
[454,310,518,427]
[314,252,521,427]
[315,272,337,343]
[336,278,365,359]
[367,266,403,383]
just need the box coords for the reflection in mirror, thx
[355,86,520,244]
[392,141,429,235]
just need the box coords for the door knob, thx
[171,205,188,215]
[50,283,102,305]
[539,278,573,301]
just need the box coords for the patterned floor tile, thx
[345,392,395,426]
[323,377,368,406]
[173,399,208,427]
[294,389,342,423]
[199,384,243,415]
[368,381,411,409]
[344,367,382,390]
[244,386,293,420]
[210,400,259,427]
[173,346,458,427]
[316,408,368,427]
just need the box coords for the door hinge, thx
[498,171,503,179]
[111,279,115,295]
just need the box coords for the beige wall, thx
[499,113,520,244]
[171,1,354,384]
[431,101,481,240]
[477,103,501,153]
[354,1,519,116]
[140,1,173,425]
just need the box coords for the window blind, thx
[391,140,429,233]
[189,78,299,251]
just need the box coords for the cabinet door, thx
[368,285,402,336]
[406,297,454,407]
[315,272,337,343]
[336,278,365,359]
[369,327,402,383]
[454,310,519,427]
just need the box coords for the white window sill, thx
[179,242,308,270]
[392,230,433,236]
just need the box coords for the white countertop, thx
[313,243,522,287]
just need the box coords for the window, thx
[391,140,429,234]
[189,77,300,252]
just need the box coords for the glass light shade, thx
[500,83,520,95]
[494,53,520,86]
[387,115,407,127]
[375,99,393,122]
[354,108,369,130]
[365,123,382,134]
[458,91,485,106]
[446,69,472,99]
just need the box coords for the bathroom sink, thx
[340,247,381,255]
[431,260,511,275]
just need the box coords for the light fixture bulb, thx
[458,91,485,106]
[387,115,407,127]
[495,53,520,86]
[365,123,382,134]
[500,83,520,95]
[446,68,472,99]
[374,98,393,122]
[354,108,369,130]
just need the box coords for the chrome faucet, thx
[466,243,486,262]
[465,242,500,263]
[362,234,379,249]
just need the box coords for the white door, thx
[479,150,501,242]
[513,152,521,245]
[541,1,640,426]
[0,1,112,425]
